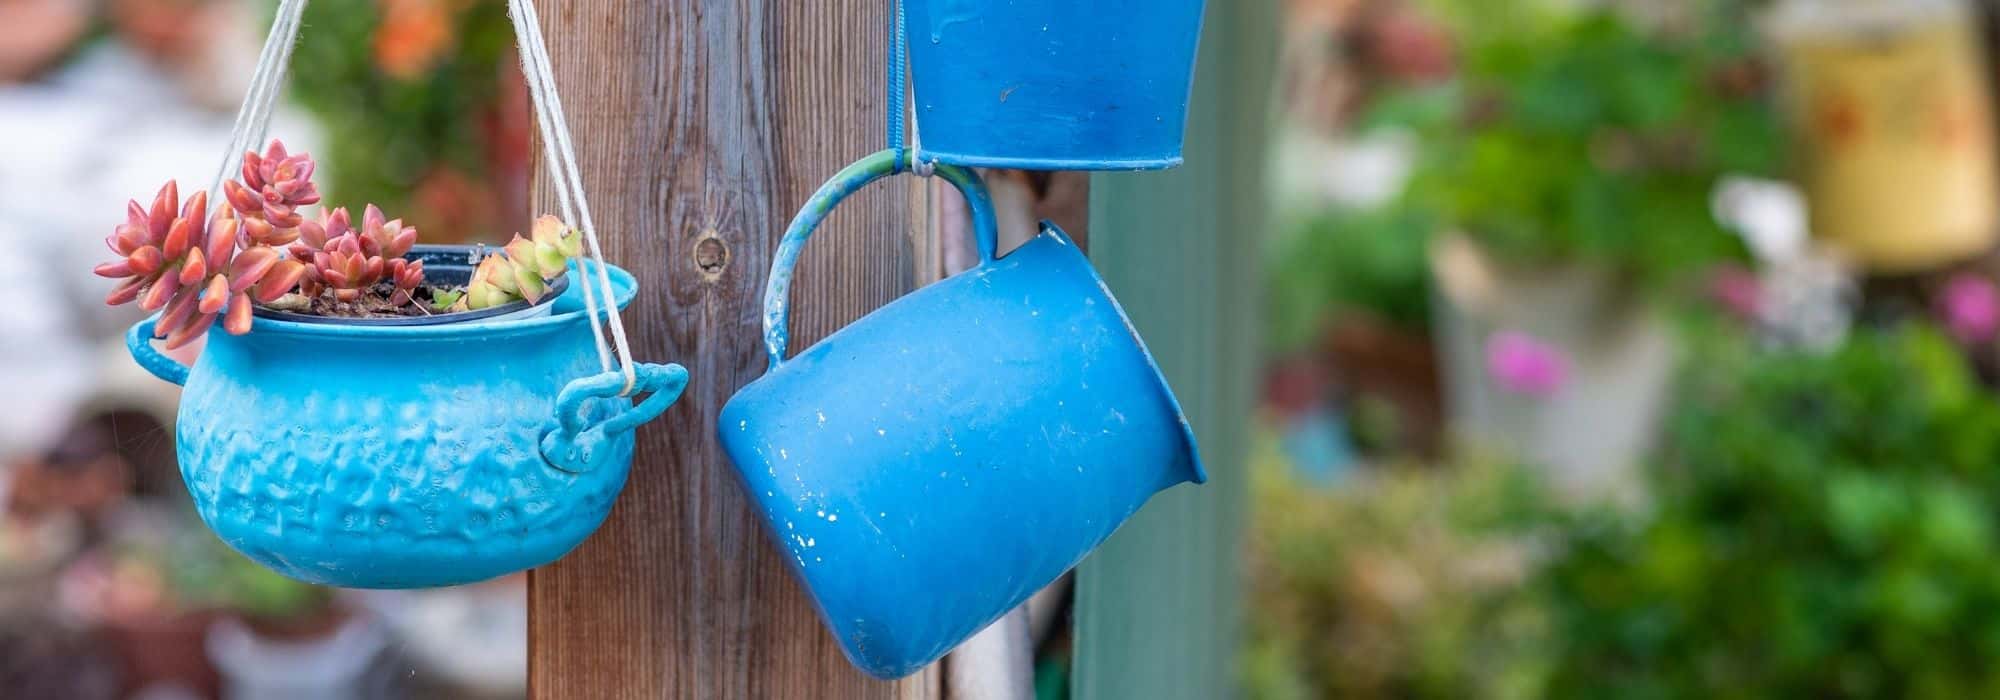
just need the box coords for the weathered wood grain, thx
[526,2,939,697]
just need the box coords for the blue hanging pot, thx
[125,260,687,589]
[906,0,1208,170]
[719,150,1204,679]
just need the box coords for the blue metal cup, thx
[126,261,687,589]
[906,0,1208,170]
[719,150,1204,678]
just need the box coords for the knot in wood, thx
[694,233,730,280]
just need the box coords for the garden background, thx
[9,0,2000,698]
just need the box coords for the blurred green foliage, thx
[1266,5,1783,352]
[113,523,331,620]
[1412,0,1570,43]
[286,0,513,238]
[1543,325,2000,698]
[1253,4,2000,697]
[1266,204,1437,353]
[1243,439,1558,699]
[1248,322,2000,698]
[1389,7,1782,287]
[172,538,331,621]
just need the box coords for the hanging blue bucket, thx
[125,261,687,589]
[718,150,1205,679]
[905,0,1208,170]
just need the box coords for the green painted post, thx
[1071,1,1279,699]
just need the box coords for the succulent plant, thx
[289,206,351,290]
[99,138,588,334]
[95,182,307,348]
[223,141,321,234]
[461,215,583,310]
[386,258,425,307]
[313,234,387,303]
[291,204,425,304]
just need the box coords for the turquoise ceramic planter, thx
[126,262,687,589]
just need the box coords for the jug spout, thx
[1158,394,1206,487]
[1173,436,1208,488]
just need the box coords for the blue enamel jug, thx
[719,150,1204,679]
[906,0,1208,170]
[126,261,687,589]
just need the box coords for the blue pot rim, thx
[1033,222,1207,485]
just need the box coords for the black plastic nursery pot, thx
[251,244,569,326]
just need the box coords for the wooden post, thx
[526,2,940,697]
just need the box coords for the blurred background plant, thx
[288,0,528,243]
[1263,0,1790,484]
[1251,0,2000,697]
[1267,204,1437,356]
[1270,1,1785,347]
[1243,438,1559,700]
[1379,2,1783,289]
[1542,324,2000,698]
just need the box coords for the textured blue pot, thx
[126,261,687,589]
[907,0,1208,170]
[719,150,1204,679]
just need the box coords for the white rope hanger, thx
[210,0,307,201]
[507,0,640,395]
[215,0,643,395]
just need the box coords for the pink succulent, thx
[358,204,418,259]
[292,206,352,260]
[1486,331,1568,398]
[386,257,425,307]
[94,183,304,347]
[223,140,320,230]
[293,205,427,304]
[1939,273,2000,344]
[311,234,389,303]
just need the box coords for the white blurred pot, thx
[351,582,527,697]
[207,613,388,700]
[1430,234,1675,501]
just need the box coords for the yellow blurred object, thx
[1771,0,1999,272]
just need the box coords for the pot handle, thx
[761,149,998,370]
[541,362,690,473]
[125,316,190,386]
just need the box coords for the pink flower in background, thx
[1940,273,2000,344]
[1706,264,1763,322]
[1486,331,1568,398]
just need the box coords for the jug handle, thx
[761,148,998,370]
[126,316,190,386]
[541,362,690,473]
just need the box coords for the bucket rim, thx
[1027,222,1207,485]
[919,151,1186,172]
